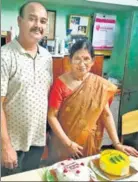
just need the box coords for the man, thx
[1,1,53,176]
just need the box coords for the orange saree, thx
[48,73,117,164]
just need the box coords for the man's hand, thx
[2,144,18,169]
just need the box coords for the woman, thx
[47,40,138,164]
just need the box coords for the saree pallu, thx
[48,74,117,164]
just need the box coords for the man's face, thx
[18,3,48,43]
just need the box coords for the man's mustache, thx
[30,27,43,34]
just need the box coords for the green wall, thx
[103,12,131,80]
[1,0,135,80]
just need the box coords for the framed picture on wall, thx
[45,10,56,40]
[69,15,91,36]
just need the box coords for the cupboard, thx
[1,31,11,46]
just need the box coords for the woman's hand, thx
[67,141,83,159]
[115,143,138,157]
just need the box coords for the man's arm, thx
[1,97,11,145]
[1,52,18,169]
[1,97,18,169]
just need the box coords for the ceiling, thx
[86,0,138,7]
[41,0,137,11]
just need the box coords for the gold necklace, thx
[71,72,90,81]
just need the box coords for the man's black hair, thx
[19,1,47,17]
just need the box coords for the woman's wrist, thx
[65,139,73,148]
[113,141,122,148]
[68,141,73,148]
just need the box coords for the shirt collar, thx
[13,37,42,56]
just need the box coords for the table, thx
[1,155,138,181]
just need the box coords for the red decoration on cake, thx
[61,163,64,165]
[80,162,84,166]
[76,170,80,174]
[63,169,68,173]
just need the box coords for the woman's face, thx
[71,49,94,77]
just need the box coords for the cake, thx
[99,149,130,176]
[51,158,97,181]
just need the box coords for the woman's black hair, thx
[69,40,95,60]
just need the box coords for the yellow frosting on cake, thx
[100,149,130,176]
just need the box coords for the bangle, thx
[68,141,73,148]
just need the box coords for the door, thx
[119,11,138,148]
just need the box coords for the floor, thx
[102,94,120,146]
[102,94,138,150]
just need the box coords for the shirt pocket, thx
[18,63,35,87]
[37,67,51,88]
